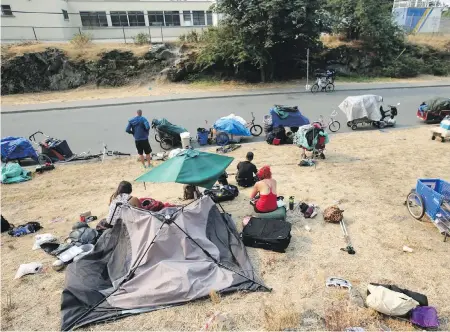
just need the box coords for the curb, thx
[3,83,450,115]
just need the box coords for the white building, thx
[1,0,218,42]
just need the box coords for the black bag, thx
[273,125,287,143]
[204,185,239,202]
[1,215,13,233]
[266,132,276,145]
[241,217,291,253]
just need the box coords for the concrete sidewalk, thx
[2,80,450,114]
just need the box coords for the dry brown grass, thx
[1,41,150,62]
[1,127,450,330]
[320,34,362,49]
[407,33,450,52]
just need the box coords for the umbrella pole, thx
[144,182,146,190]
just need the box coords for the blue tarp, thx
[1,137,38,162]
[213,118,251,136]
[270,108,310,128]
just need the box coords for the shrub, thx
[178,34,186,42]
[186,30,200,43]
[381,55,423,78]
[70,32,92,47]
[133,33,150,45]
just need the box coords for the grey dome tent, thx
[61,196,269,330]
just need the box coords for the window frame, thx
[164,11,181,27]
[80,11,108,27]
[148,11,165,26]
[127,11,146,27]
[183,11,192,26]
[192,11,205,26]
[110,11,129,27]
[62,9,69,21]
[206,11,213,26]
[1,5,13,17]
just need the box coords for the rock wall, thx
[1,44,198,95]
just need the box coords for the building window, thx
[128,11,145,26]
[164,11,180,26]
[183,11,192,26]
[111,11,129,26]
[193,11,205,26]
[62,10,69,20]
[206,11,213,26]
[148,11,164,26]
[1,5,13,16]
[80,11,108,27]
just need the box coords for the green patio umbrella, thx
[135,150,234,189]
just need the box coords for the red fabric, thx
[255,182,278,212]
[272,138,281,145]
[257,165,272,180]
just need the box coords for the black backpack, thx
[204,185,239,203]
[1,215,13,233]
[273,125,287,142]
[266,132,276,145]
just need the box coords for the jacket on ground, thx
[126,116,150,141]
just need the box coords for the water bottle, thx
[289,196,294,211]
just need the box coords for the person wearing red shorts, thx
[126,109,152,168]
[249,165,278,213]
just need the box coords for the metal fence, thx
[0,25,207,43]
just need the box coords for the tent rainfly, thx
[61,196,269,330]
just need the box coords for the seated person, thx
[250,166,278,213]
[107,181,140,225]
[236,152,258,187]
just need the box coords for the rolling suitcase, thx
[241,217,291,253]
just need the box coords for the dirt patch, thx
[1,127,449,330]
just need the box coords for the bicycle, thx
[313,110,341,133]
[101,144,131,162]
[246,112,263,136]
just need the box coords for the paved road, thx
[2,86,447,155]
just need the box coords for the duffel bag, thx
[204,185,239,202]
[241,217,291,253]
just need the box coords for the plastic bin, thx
[197,129,209,146]
[180,132,191,149]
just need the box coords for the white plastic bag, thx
[366,284,419,316]
[15,262,43,279]
[32,233,57,250]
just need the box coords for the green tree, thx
[208,0,324,81]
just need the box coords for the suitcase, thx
[241,217,291,253]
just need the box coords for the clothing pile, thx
[7,221,42,237]
[1,163,32,184]
[366,283,438,329]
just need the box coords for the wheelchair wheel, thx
[38,154,53,166]
[216,132,230,146]
[160,137,173,151]
[154,134,161,143]
[351,124,357,130]
[406,190,425,220]
[347,121,352,127]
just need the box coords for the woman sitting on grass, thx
[250,166,278,213]
[107,181,140,225]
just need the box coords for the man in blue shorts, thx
[126,109,152,168]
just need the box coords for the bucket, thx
[197,129,209,146]
[180,132,191,149]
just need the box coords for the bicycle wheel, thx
[216,132,230,146]
[406,191,425,220]
[250,125,263,137]
[113,151,131,156]
[160,138,173,151]
[154,134,161,143]
[325,83,335,93]
[37,154,52,166]
[329,120,340,133]
[310,84,320,94]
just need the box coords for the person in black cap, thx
[236,152,258,187]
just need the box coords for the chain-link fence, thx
[0,26,206,43]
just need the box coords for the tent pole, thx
[170,220,272,292]
[64,215,169,331]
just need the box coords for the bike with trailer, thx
[338,95,399,130]
[310,69,336,94]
